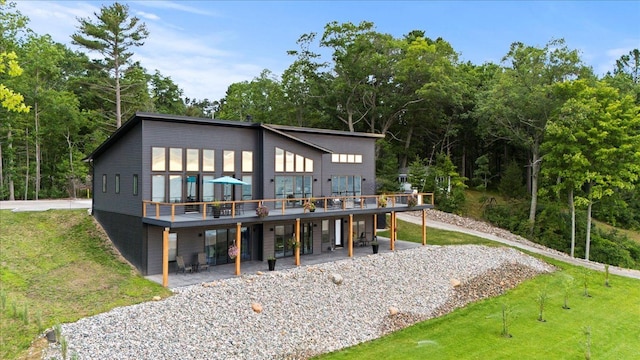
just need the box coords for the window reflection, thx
[152,147,165,171]
[242,151,253,172]
[186,149,199,171]
[169,148,182,171]
[223,150,234,172]
[203,149,215,172]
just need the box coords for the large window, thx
[203,149,215,172]
[275,223,312,258]
[186,149,199,171]
[275,147,313,173]
[202,175,215,201]
[152,175,165,202]
[275,175,312,206]
[169,148,182,171]
[223,150,234,172]
[321,220,330,251]
[331,175,362,197]
[352,219,366,240]
[152,147,165,171]
[242,175,253,200]
[205,227,250,265]
[275,147,284,172]
[169,175,182,202]
[242,151,253,172]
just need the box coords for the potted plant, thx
[371,239,379,254]
[267,256,276,271]
[304,199,316,212]
[287,237,300,250]
[255,204,269,218]
[228,244,238,260]
[211,201,221,218]
[406,194,418,207]
[378,194,388,208]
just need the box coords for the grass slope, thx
[315,259,640,360]
[0,210,171,359]
[315,219,640,360]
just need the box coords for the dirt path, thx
[396,211,640,280]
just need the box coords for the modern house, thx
[85,112,432,286]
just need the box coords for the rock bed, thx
[421,209,572,258]
[44,245,554,359]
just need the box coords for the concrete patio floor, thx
[145,236,422,289]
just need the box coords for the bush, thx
[498,160,527,200]
[483,200,530,237]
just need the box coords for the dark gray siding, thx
[93,123,143,216]
[94,209,146,274]
[141,120,262,201]
[261,132,325,199]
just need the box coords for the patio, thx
[145,236,422,289]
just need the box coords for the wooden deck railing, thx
[142,193,434,222]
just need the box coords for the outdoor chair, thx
[197,252,210,272]
[358,232,369,247]
[176,255,193,274]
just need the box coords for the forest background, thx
[1,2,639,268]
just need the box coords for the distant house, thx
[85,113,432,285]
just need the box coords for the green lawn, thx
[315,219,640,359]
[0,210,171,359]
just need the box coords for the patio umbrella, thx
[205,176,249,185]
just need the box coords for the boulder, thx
[329,273,344,285]
[388,306,399,316]
[450,278,461,288]
[251,302,263,313]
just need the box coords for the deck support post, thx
[348,214,354,257]
[235,222,241,275]
[295,218,301,266]
[162,227,169,287]
[422,209,427,245]
[390,212,395,251]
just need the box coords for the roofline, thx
[260,124,333,153]
[265,123,385,139]
[84,112,384,162]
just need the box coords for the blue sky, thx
[16,1,640,102]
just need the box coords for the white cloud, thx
[132,0,218,17]
[16,1,263,101]
[135,11,160,21]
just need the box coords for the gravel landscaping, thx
[43,244,555,359]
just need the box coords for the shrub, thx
[498,160,527,200]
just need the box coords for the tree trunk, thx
[115,72,122,128]
[528,148,541,235]
[35,101,40,200]
[585,200,593,261]
[24,127,29,200]
[7,129,15,200]
[569,188,576,258]
[0,142,3,191]
[65,130,77,198]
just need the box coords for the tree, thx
[71,1,148,128]
[1,0,31,200]
[571,81,640,260]
[476,39,586,234]
[0,51,28,112]
[149,70,186,115]
[473,154,491,191]
[544,79,640,260]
